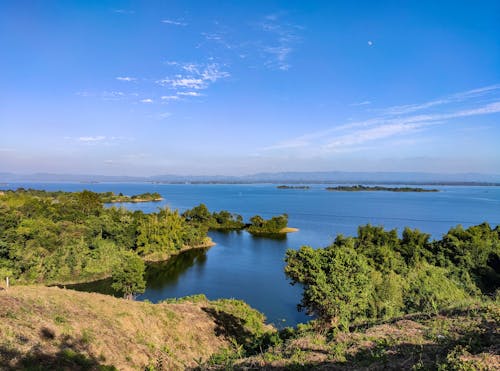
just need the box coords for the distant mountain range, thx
[1,171,500,185]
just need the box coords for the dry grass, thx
[237,304,500,370]
[0,286,245,370]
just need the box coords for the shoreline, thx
[49,238,216,286]
[107,197,164,204]
[279,227,299,233]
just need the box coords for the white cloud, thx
[116,76,136,82]
[177,91,202,97]
[324,122,431,151]
[113,9,135,15]
[140,98,154,103]
[350,100,372,106]
[379,84,500,115]
[161,19,187,26]
[156,63,229,91]
[161,95,179,101]
[367,40,373,46]
[259,15,301,71]
[262,85,500,154]
[169,77,206,89]
[78,136,106,142]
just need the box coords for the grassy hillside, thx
[235,302,499,370]
[0,286,271,370]
[0,287,498,370]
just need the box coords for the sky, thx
[1,0,499,176]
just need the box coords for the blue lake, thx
[6,182,500,326]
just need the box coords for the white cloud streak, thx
[78,136,106,142]
[262,85,500,154]
[177,91,202,97]
[116,76,136,82]
[161,19,187,26]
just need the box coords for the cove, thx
[67,230,310,326]
[11,182,500,326]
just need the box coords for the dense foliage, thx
[111,250,146,299]
[0,189,208,284]
[182,204,291,236]
[182,203,245,231]
[247,214,289,236]
[99,191,162,203]
[285,223,500,330]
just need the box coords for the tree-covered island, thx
[99,191,163,203]
[277,185,310,189]
[325,184,440,192]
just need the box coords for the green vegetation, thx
[0,188,209,285]
[277,185,310,189]
[182,203,294,236]
[111,251,146,299]
[2,187,498,369]
[99,191,163,203]
[182,203,245,231]
[325,184,439,192]
[285,223,500,330]
[247,214,289,237]
[235,302,499,369]
[0,190,292,286]
[0,286,272,370]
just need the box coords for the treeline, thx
[325,185,439,192]
[98,191,162,203]
[181,203,290,236]
[0,189,209,287]
[277,185,310,189]
[285,223,500,330]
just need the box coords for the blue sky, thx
[1,0,499,176]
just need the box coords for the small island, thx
[277,185,310,190]
[182,204,298,236]
[247,214,298,237]
[325,185,439,192]
[100,191,163,203]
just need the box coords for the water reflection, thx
[144,248,208,290]
[66,247,209,298]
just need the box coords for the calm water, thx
[6,182,500,326]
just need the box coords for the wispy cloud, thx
[156,62,229,93]
[177,91,202,97]
[116,76,136,82]
[66,136,133,146]
[78,136,106,142]
[258,14,302,71]
[161,19,187,26]
[350,101,372,106]
[379,84,500,115]
[161,95,180,101]
[113,9,135,15]
[140,98,154,103]
[76,91,138,101]
[262,85,500,154]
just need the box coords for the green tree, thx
[111,251,146,300]
[285,243,373,330]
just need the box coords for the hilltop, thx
[0,286,498,370]
[0,286,271,370]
